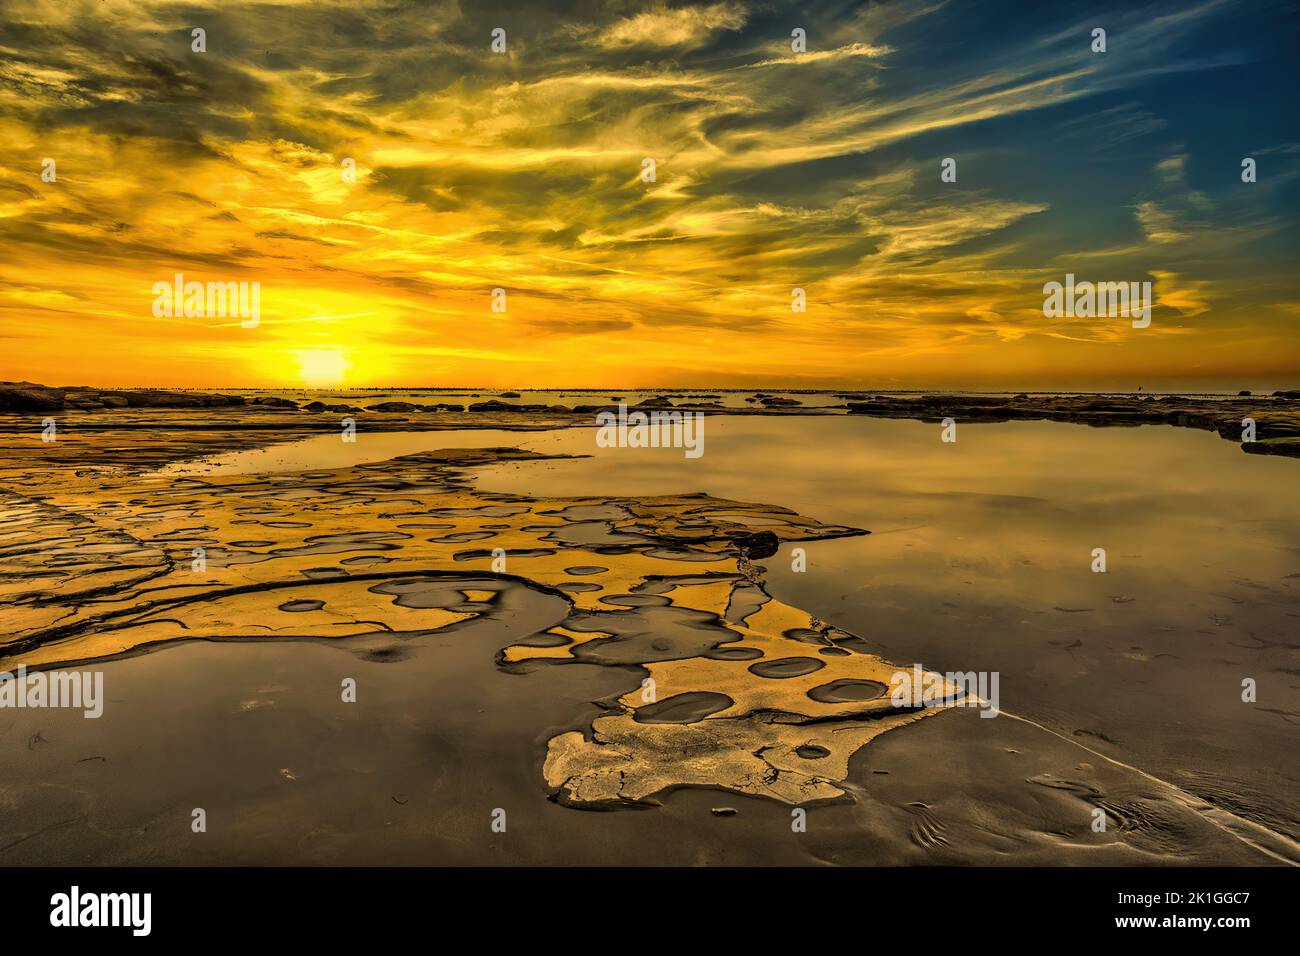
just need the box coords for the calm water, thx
[158,414,1300,841]
[465,416,1300,839]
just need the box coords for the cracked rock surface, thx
[0,420,941,808]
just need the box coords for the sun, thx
[292,349,350,388]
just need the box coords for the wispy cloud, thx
[0,0,1295,388]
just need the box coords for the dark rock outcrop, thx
[1,382,66,410]
[469,399,548,412]
[251,396,299,409]
[845,393,1300,458]
[724,530,781,559]
[1,381,251,410]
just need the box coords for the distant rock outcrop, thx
[0,381,248,410]
[0,382,65,410]
[469,399,548,412]
[251,396,299,409]
[845,392,1300,458]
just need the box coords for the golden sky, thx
[1,0,1297,390]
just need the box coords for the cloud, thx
[1136,201,1190,243]
[0,0,1294,388]
[593,3,748,49]
[1153,270,1212,317]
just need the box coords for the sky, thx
[1,0,1297,390]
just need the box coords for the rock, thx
[468,400,548,412]
[1244,438,1300,457]
[304,401,327,413]
[500,391,521,398]
[0,382,254,411]
[759,396,801,407]
[635,396,675,408]
[366,401,417,412]
[840,393,1300,458]
[251,396,300,409]
[710,807,738,816]
[0,382,66,410]
[725,530,781,559]
[1239,390,1252,396]
[126,390,203,407]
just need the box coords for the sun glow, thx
[0,0,1295,391]
[292,349,350,388]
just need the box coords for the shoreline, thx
[5,381,1300,467]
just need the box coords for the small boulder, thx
[725,530,781,559]
[251,396,300,409]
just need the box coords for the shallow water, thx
[142,413,1300,843]
[9,413,1298,863]
[154,428,585,477]
[462,415,1300,842]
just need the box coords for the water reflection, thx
[156,412,1300,836]
[468,416,1300,837]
